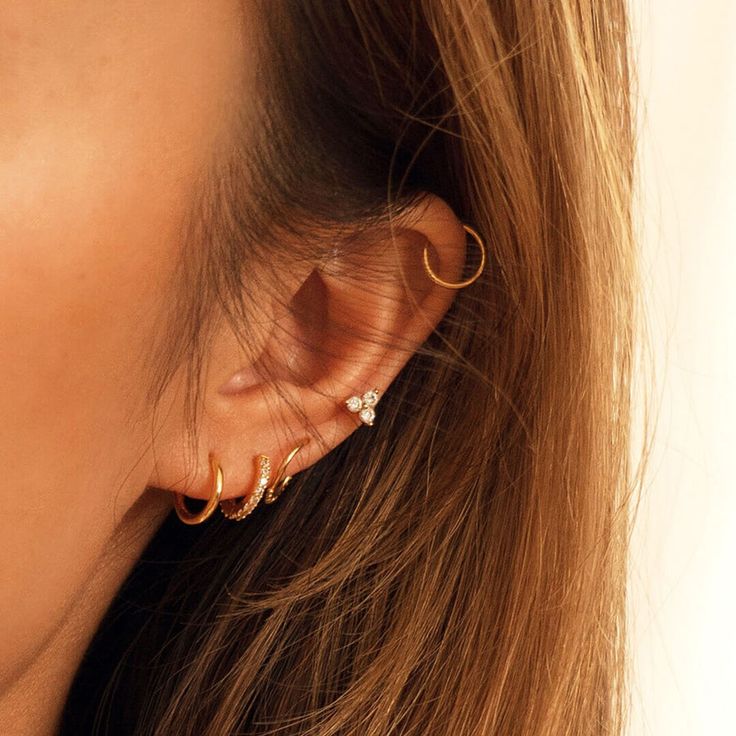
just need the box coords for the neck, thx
[0,489,171,736]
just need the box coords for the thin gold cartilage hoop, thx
[263,442,308,504]
[220,454,271,521]
[173,454,223,525]
[422,223,487,289]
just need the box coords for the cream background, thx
[628,1,736,734]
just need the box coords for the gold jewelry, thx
[422,223,487,289]
[263,441,308,504]
[172,454,223,525]
[345,388,379,426]
[220,454,271,521]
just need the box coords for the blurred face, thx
[0,0,246,687]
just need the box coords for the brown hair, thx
[62,1,640,734]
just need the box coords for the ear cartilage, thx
[345,388,380,426]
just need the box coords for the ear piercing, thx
[172,441,307,525]
[422,222,487,289]
[172,454,224,525]
[174,384,383,526]
[263,442,307,504]
[345,388,380,426]
[220,454,272,521]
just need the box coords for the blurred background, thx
[628,1,736,734]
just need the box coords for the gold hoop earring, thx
[263,441,308,504]
[422,223,487,289]
[173,454,223,525]
[220,454,271,521]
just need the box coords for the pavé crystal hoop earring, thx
[345,388,380,426]
[173,454,223,525]
[422,222,487,289]
[220,454,271,521]
[263,441,308,504]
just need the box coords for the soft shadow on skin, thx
[0,487,173,736]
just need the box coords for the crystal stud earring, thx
[345,388,380,426]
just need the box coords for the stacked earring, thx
[220,454,271,521]
[422,222,487,289]
[172,443,309,525]
[263,441,308,504]
[172,454,224,525]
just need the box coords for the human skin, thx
[0,3,247,732]
[0,2,466,733]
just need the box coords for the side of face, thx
[0,0,467,698]
[0,0,247,682]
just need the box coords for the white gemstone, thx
[358,407,375,425]
[362,389,379,407]
[346,395,362,412]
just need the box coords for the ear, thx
[148,194,469,503]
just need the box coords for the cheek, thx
[0,0,245,486]
[0,0,246,681]
[0,125,183,687]
[0,83,185,691]
[0,157,181,486]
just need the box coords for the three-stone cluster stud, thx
[345,388,380,426]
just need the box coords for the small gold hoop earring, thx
[263,441,308,505]
[422,223,487,289]
[173,454,223,525]
[220,454,271,521]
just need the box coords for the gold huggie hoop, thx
[422,223,487,289]
[263,441,308,504]
[220,454,271,521]
[173,454,223,525]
